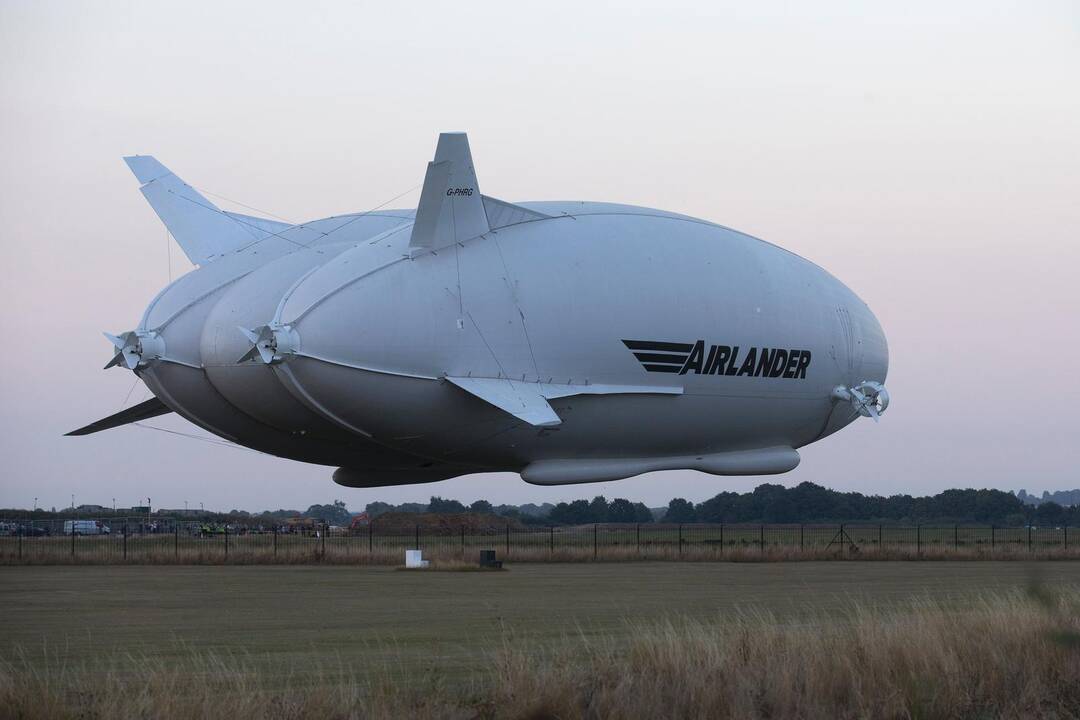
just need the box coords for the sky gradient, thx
[1,1,1077,512]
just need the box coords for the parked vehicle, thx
[62,520,110,535]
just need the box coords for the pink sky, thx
[1,1,1077,511]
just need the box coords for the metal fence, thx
[0,518,1075,564]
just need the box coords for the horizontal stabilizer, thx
[447,378,683,427]
[409,133,490,253]
[65,397,172,436]
[123,156,269,265]
[447,377,561,427]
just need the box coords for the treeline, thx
[365,498,555,521]
[7,484,1080,527]
[366,483,1080,527]
[654,483,1078,526]
[366,497,653,525]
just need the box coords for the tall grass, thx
[2,586,1078,719]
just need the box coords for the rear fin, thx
[65,397,172,436]
[123,156,265,265]
[409,133,490,254]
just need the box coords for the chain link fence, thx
[1,518,1075,564]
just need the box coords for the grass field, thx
[3,562,1079,718]
[3,561,1078,676]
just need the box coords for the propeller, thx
[103,330,164,370]
[831,381,889,422]
[237,324,297,365]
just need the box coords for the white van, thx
[63,520,110,535]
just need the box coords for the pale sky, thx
[1,1,1077,512]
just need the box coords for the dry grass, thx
[2,585,1078,720]
[494,587,1080,719]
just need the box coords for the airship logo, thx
[622,340,811,379]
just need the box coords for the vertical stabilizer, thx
[408,133,490,254]
[123,156,264,265]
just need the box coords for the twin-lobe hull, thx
[83,137,888,488]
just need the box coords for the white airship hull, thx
[71,134,889,487]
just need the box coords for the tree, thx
[607,498,637,523]
[549,499,592,525]
[1035,502,1066,527]
[697,492,738,523]
[662,498,697,523]
[304,500,351,525]
[428,496,466,514]
[365,501,394,518]
[588,496,609,523]
[633,502,654,523]
[469,499,494,515]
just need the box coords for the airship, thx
[68,132,889,488]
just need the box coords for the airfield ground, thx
[3,561,1078,682]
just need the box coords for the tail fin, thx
[409,133,491,254]
[65,397,172,436]
[123,155,265,265]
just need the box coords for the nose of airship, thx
[856,303,889,386]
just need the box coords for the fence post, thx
[878,524,882,550]
[123,522,127,561]
[1065,525,1068,550]
[677,524,683,557]
[368,522,372,554]
[593,523,598,559]
[71,520,75,558]
[174,523,178,558]
[461,525,465,557]
[18,531,22,560]
[636,523,640,555]
[224,523,229,561]
[760,524,765,555]
[274,525,278,558]
[720,523,724,555]
[415,523,420,550]
[916,524,921,556]
[954,524,958,550]
[550,525,554,556]
[800,524,804,552]
[991,525,995,551]
[1028,524,1032,552]
[322,523,327,560]
[505,523,510,558]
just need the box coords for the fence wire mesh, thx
[0,518,1074,564]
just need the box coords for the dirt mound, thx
[371,512,525,535]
